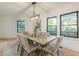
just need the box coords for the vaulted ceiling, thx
[0,2,79,16]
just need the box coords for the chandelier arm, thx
[33,4,36,16]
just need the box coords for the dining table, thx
[27,35,57,56]
[27,35,57,46]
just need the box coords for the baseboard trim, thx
[0,38,16,40]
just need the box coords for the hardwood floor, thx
[0,38,19,56]
[0,38,79,56]
[64,48,79,56]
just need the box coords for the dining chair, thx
[23,32,33,36]
[42,36,63,56]
[16,34,22,52]
[39,32,50,38]
[19,34,38,56]
[23,32,35,45]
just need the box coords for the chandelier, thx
[30,2,39,21]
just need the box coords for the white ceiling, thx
[0,2,30,16]
[0,2,79,16]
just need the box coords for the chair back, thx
[53,36,63,53]
[17,34,21,40]
[39,32,50,38]
[20,34,29,48]
[17,34,22,45]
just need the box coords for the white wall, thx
[0,15,29,38]
[0,16,17,38]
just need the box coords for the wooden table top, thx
[27,35,57,46]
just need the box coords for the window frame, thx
[60,11,78,38]
[17,20,25,33]
[47,16,57,35]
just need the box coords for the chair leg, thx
[20,47,24,56]
[17,44,20,52]
[60,47,64,56]
[27,53,30,56]
[57,47,64,56]
[57,49,60,56]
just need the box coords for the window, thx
[47,16,57,35]
[17,21,25,33]
[60,11,78,38]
